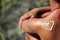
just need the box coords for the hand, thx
[19,7,50,28]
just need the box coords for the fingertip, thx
[18,20,22,28]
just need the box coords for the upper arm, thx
[28,18,44,33]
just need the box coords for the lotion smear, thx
[38,21,54,31]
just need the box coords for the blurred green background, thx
[1,0,49,40]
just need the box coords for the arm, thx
[22,9,60,33]
[19,6,51,33]
[19,7,51,40]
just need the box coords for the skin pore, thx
[20,0,60,40]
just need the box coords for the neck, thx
[49,0,60,11]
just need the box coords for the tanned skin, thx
[19,7,51,40]
[19,0,60,40]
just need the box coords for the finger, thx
[21,6,50,21]
[29,7,50,15]
[41,12,51,18]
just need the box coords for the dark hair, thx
[55,0,60,3]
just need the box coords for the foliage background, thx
[0,0,49,40]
